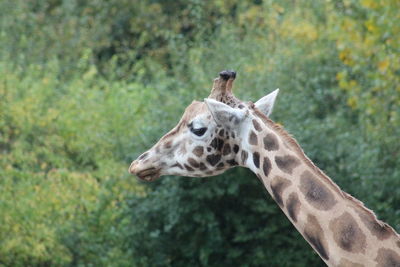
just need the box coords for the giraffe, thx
[129,70,400,266]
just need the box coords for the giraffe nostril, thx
[138,152,149,161]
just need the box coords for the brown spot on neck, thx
[249,131,258,146]
[286,192,301,223]
[375,248,400,267]
[353,206,393,241]
[303,214,330,261]
[329,212,366,253]
[252,119,262,132]
[262,157,271,177]
[275,155,300,174]
[299,170,337,211]
[270,176,292,207]
[263,133,279,151]
[253,152,260,168]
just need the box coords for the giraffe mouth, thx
[136,167,161,182]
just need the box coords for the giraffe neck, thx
[243,111,400,266]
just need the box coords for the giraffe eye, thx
[188,122,208,137]
[191,127,207,136]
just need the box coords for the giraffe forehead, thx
[161,101,210,141]
[181,101,209,122]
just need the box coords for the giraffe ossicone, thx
[129,71,400,266]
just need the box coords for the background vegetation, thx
[0,0,399,266]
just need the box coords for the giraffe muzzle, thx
[129,161,161,182]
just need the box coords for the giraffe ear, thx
[255,89,279,117]
[204,98,246,127]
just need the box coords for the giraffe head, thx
[129,71,279,181]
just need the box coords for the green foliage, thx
[0,60,141,265]
[0,0,398,266]
[328,0,400,198]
